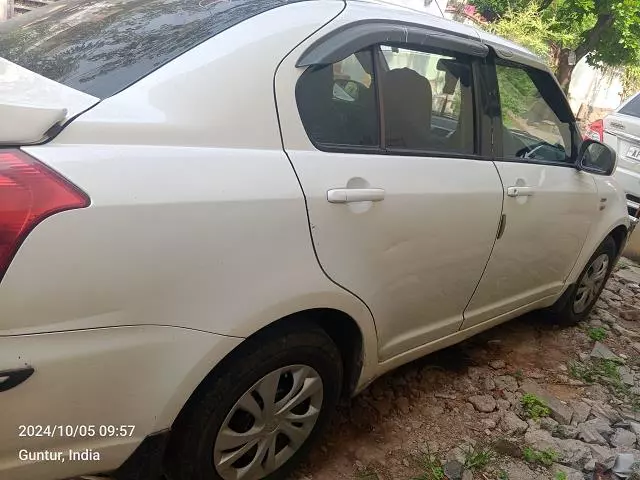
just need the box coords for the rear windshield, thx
[619,94,640,118]
[0,0,302,98]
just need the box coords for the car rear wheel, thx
[551,236,617,326]
[165,322,342,480]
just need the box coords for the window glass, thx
[496,64,572,163]
[296,50,378,147]
[380,45,475,154]
[0,0,302,98]
[619,94,640,118]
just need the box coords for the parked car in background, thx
[586,91,640,222]
[0,1,633,479]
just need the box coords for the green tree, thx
[471,0,531,21]
[486,2,570,63]
[551,0,640,90]
[470,0,640,91]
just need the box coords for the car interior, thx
[296,46,474,154]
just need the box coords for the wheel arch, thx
[609,224,629,258]
[566,219,629,287]
[162,309,360,480]
[166,308,368,437]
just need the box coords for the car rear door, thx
[462,57,598,328]
[276,14,504,361]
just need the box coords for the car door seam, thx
[457,54,504,331]
[457,160,505,331]
[270,2,379,340]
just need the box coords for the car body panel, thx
[564,174,631,286]
[275,1,504,361]
[3,0,366,340]
[0,5,382,477]
[463,163,598,327]
[8,145,370,340]
[48,1,344,149]
[376,292,559,378]
[0,326,241,480]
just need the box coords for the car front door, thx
[462,59,599,328]
[276,29,504,361]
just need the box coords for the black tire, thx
[165,322,342,480]
[550,236,617,326]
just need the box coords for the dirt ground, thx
[295,257,640,480]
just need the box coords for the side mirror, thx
[577,139,616,176]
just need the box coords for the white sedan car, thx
[586,92,640,221]
[0,1,633,479]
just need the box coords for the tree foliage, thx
[550,0,640,68]
[470,0,526,20]
[486,2,569,63]
[470,0,640,88]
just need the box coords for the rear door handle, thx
[327,188,386,203]
[507,186,535,197]
[0,367,34,393]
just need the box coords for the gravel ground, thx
[295,257,640,480]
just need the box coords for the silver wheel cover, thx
[573,253,609,314]
[213,365,323,480]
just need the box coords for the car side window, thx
[380,45,475,154]
[496,63,573,164]
[296,50,379,148]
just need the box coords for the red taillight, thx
[584,118,604,142]
[0,150,89,276]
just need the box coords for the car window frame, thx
[294,30,493,160]
[489,55,580,168]
[295,47,382,152]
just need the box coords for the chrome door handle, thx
[327,188,386,203]
[507,186,535,197]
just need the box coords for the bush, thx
[521,393,551,419]
[523,446,559,466]
[588,327,607,341]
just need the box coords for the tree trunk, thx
[556,49,575,93]
[554,14,614,93]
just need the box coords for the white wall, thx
[382,0,446,17]
[568,57,623,114]
[0,0,15,20]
